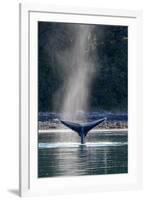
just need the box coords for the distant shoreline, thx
[38,128,128,134]
[39,120,128,130]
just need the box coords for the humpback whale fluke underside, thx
[60,117,106,144]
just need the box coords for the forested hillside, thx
[38,22,128,113]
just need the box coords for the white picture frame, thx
[19,3,143,197]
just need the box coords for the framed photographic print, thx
[19,3,142,197]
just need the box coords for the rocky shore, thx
[38,120,128,130]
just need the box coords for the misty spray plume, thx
[55,24,98,121]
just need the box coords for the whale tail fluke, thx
[60,117,106,139]
[60,120,81,136]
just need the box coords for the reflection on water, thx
[38,131,128,178]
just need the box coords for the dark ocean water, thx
[38,131,128,178]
